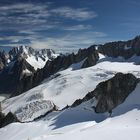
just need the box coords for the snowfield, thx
[2,54,140,120]
[26,55,48,70]
[0,53,140,140]
[0,83,140,140]
[25,49,59,70]
[2,63,115,121]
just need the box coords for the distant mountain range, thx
[0,46,59,96]
[0,45,58,70]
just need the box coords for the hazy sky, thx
[0,0,140,52]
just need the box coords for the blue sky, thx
[0,0,140,52]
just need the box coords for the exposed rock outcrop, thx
[43,46,99,77]
[0,59,4,70]
[0,50,9,70]
[0,58,35,97]
[0,112,19,128]
[98,36,140,59]
[0,112,4,121]
[72,73,139,113]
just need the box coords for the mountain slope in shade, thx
[0,46,59,96]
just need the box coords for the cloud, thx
[0,3,50,28]
[51,7,97,21]
[30,31,107,53]
[0,30,107,53]
[63,25,93,31]
[0,3,97,29]
[0,2,97,39]
[0,2,101,52]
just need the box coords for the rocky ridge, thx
[72,73,139,113]
[98,35,140,59]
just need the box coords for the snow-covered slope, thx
[9,45,59,70]
[25,55,48,70]
[1,53,140,122]
[0,94,9,102]
[0,83,140,140]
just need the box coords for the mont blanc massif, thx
[0,35,140,140]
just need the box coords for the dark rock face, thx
[81,50,99,68]
[43,46,99,77]
[94,73,139,113]
[0,112,19,128]
[98,36,140,59]
[0,50,9,70]
[0,112,5,121]
[0,58,35,97]
[0,59,4,70]
[72,73,139,113]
